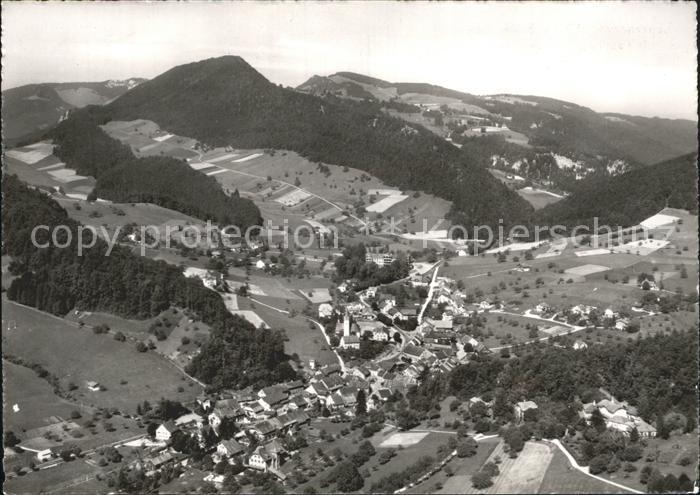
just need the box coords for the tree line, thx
[2,175,294,390]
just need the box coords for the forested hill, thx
[535,153,698,229]
[2,175,295,390]
[106,55,532,228]
[48,108,261,229]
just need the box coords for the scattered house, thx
[571,304,596,316]
[196,394,212,411]
[36,449,53,462]
[305,382,330,399]
[258,387,288,411]
[249,439,285,472]
[250,420,278,441]
[365,286,378,298]
[603,308,615,320]
[534,302,552,314]
[402,344,427,362]
[255,259,267,270]
[514,401,538,422]
[340,334,361,349]
[146,450,176,471]
[174,413,204,428]
[425,318,453,331]
[86,381,101,392]
[320,374,345,392]
[321,363,342,376]
[209,399,245,428]
[326,391,346,410]
[615,317,631,331]
[572,339,588,350]
[423,331,453,349]
[478,300,495,311]
[242,402,266,422]
[283,380,305,395]
[365,252,395,267]
[155,421,179,442]
[318,303,334,319]
[396,307,418,320]
[216,439,245,460]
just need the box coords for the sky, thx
[2,1,697,119]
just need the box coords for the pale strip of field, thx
[232,153,263,163]
[207,153,239,163]
[519,186,564,199]
[640,213,679,229]
[24,142,54,149]
[38,163,66,171]
[610,239,669,255]
[6,148,53,164]
[575,248,611,257]
[379,431,429,448]
[221,293,239,312]
[366,194,409,213]
[276,189,312,206]
[206,168,229,176]
[183,267,210,278]
[368,188,402,196]
[486,241,545,254]
[137,142,161,152]
[65,193,89,200]
[48,169,89,183]
[402,230,449,240]
[540,325,570,336]
[231,310,269,329]
[152,133,174,142]
[189,162,215,170]
[536,251,562,259]
[564,264,610,276]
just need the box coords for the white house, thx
[572,340,588,350]
[255,259,267,270]
[155,421,179,442]
[514,401,538,422]
[318,303,334,319]
[86,381,101,392]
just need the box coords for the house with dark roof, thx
[216,439,245,460]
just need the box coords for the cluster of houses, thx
[580,398,657,438]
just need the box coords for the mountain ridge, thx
[297,72,697,166]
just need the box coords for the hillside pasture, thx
[3,360,78,432]
[2,299,203,414]
[539,448,626,493]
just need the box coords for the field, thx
[517,187,564,209]
[416,438,499,494]
[102,120,453,241]
[236,297,338,368]
[3,359,78,432]
[539,449,627,494]
[2,298,203,414]
[4,458,101,495]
